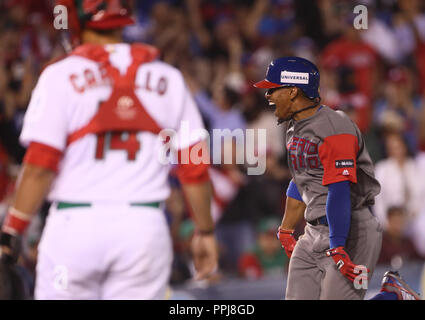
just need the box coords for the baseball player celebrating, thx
[0,0,218,299]
[254,57,420,300]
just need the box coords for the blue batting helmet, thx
[254,57,320,100]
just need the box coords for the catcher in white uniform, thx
[0,0,218,299]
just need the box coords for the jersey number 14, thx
[95,132,140,161]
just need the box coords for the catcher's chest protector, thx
[66,43,162,147]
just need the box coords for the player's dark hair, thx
[88,28,123,37]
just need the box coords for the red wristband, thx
[1,207,31,236]
[278,227,294,234]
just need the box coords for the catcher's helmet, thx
[56,0,135,45]
[254,57,320,100]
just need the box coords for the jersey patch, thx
[335,159,354,168]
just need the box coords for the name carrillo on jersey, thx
[158,120,267,175]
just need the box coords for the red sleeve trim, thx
[176,140,210,184]
[318,134,359,186]
[23,142,63,173]
[1,207,31,235]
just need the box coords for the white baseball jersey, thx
[20,43,205,203]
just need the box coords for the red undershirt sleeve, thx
[175,140,210,184]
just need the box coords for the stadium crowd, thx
[0,0,424,297]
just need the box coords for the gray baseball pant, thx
[285,207,383,300]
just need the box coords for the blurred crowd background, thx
[0,0,425,299]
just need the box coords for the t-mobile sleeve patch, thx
[335,159,354,168]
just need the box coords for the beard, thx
[275,105,293,125]
[277,114,294,125]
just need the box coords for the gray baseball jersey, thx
[285,105,381,221]
[284,105,383,300]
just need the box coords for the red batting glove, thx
[277,227,297,258]
[326,246,369,282]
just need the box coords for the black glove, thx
[0,232,26,299]
[0,232,22,265]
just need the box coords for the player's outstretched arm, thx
[181,181,218,281]
[277,180,306,258]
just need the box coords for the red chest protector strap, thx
[67,43,162,146]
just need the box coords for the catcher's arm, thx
[10,164,54,216]
[0,145,57,299]
[181,181,218,280]
[181,181,214,234]
[1,143,58,261]
[1,164,54,254]
[175,141,218,281]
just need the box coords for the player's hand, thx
[326,246,369,282]
[0,232,21,265]
[191,233,219,281]
[0,232,26,299]
[277,227,297,258]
